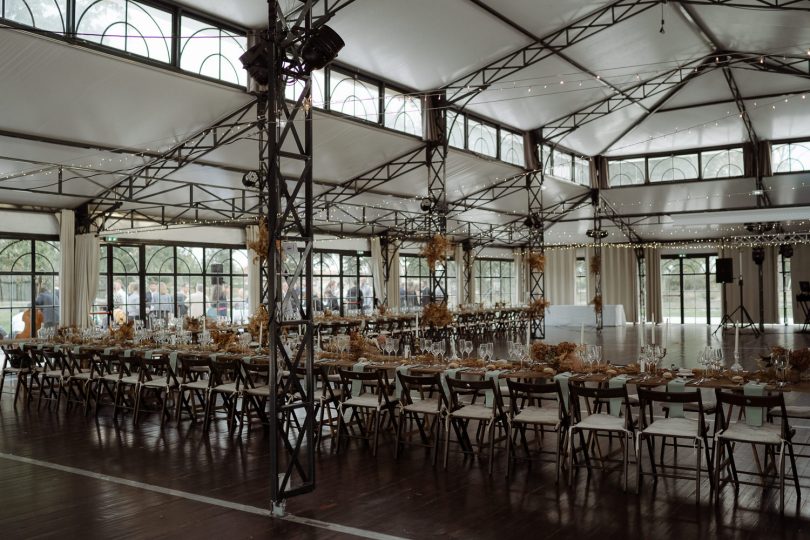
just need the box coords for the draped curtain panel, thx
[245,225,261,312]
[386,243,401,310]
[523,131,539,171]
[584,247,597,302]
[791,245,810,322]
[512,249,525,305]
[73,233,99,329]
[544,248,576,306]
[455,244,465,307]
[602,247,639,323]
[58,210,75,327]
[644,247,663,323]
[370,237,385,307]
[722,247,779,325]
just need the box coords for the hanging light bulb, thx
[659,1,666,34]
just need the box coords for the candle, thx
[258,325,263,348]
[651,322,655,345]
[317,329,321,351]
[734,322,739,355]
[580,323,584,346]
[738,251,742,278]
[415,313,419,338]
[663,319,668,350]
[640,320,645,347]
[527,325,531,348]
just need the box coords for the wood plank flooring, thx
[1,324,810,539]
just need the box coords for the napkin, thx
[442,367,464,399]
[484,370,504,408]
[608,374,631,416]
[553,372,573,412]
[666,378,688,418]
[743,382,766,427]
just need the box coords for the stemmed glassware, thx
[464,340,473,359]
[774,349,791,388]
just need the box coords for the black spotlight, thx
[420,197,433,212]
[462,239,473,251]
[242,170,259,188]
[239,40,270,85]
[752,246,765,265]
[779,244,794,259]
[301,25,345,72]
[523,215,534,228]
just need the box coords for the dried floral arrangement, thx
[527,297,551,318]
[322,309,334,318]
[530,340,580,370]
[777,346,810,373]
[184,316,202,333]
[246,216,284,263]
[528,252,546,272]
[589,255,601,275]
[247,304,270,347]
[54,326,81,343]
[211,328,238,350]
[109,320,135,343]
[377,304,388,316]
[590,294,603,312]
[422,302,453,327]
[421,234,453,271]
[349,329,372,359]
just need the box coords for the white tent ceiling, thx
[1,0,810,246]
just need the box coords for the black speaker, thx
[210,263,223,274]
[716,258,733,284]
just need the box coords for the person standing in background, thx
[189,284,204,318]
[35,285,56,328]
[360,278,372,312]
[177,283,189,317]
[126,282,140,321]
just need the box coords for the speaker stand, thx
[713,278,759,337]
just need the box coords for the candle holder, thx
[730,351,743,372]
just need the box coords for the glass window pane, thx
[447,111,465,149]
[145,245,174,273]
[552,149,572,181]
[608,158,645,186]
[4,0,67,32]
[540,144,554,176]
[35,241,59,273]
[772,142,810,173]
[648,154,699,182]
[574,156,590,185]
[500,130,524,166]
[285,69,326,108]
[384,89,422,136]
[467,118,497,157]
[329,70,379,123]
[702,148,744,179]
[110,245,139,274]
[75,0,172,63]
[180,16,247,86]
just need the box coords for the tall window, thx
[661,255,721,324]
[575,257,587,305]
[312,251,374,315]
[0,238,60,338]
[399,255,457,308]
[778,253,793,325]
[446,111,465,149]
[384,89,422,136]
[75,0,172,63]
[179,15,247,86]
[474,259,513,306]
[467,118,497,157]
[94,243,248,326]
[500,130,524,167]
[330,70,380,123]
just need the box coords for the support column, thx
[426,94,448,304]
[526,170,545,339]
[462,240,474,305]
[586,193,607,331]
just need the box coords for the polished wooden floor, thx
[2,324,810,539]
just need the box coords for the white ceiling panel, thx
[747,97,810,141]
[557,103,649,157]
[477,0,615,38]
[661,69,733,110]
[331,0,529,90]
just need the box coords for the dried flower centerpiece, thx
[247,304,270,347]
[527,297,551,318]
[422,302,453,327]
[184,316,202,333]
[590,294,603,312]
[530,340,581,371]
[110,320,135,343]
[421,234,453,272]
[247,216,283,263]
[528,252,545,272]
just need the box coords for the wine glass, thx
[774,349,790,387]
[391,338,400,357]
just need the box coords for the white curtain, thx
[370,237,385,307]
[644,247,663,323]
[791,245,810,324]
[455,244,465,307]
[722,246,779,325]
[544,248,576,306]
[584,247,598,302]
[58,210,75,327]
[385,243,400,310]
[246,225,261,313]
[602,247,639,323]
[73,233,100,329]
[512,249,525,305]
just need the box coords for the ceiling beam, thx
[678,0,810,11]
[657,88,810,112]
[442,0,660,105]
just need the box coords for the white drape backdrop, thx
[791,245,810,322]
[722,246,779,324]
[585,247,597,302]
[385,243,400,310]
[73,233,99,329]
[455,244,465,306]
[512,249,525,305]
[544,248,576,306]
[245,225,261,313]
[58,210,75,327]
[602,247,639,323]
[644,247,663,323]
[370,237,385,307]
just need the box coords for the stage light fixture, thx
[239,41,270,85]
[779,244,794,259]
[301,25,345,72]
[420,197,433,212]
[242,170,260,188]
[752,246,765,265]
